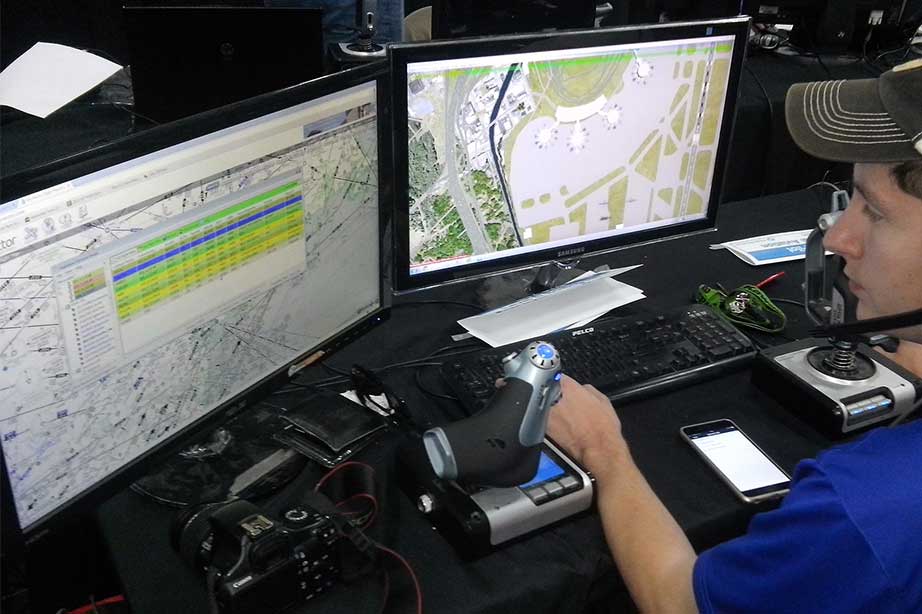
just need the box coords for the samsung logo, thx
[556,246,585,258]
[571,327,594,336]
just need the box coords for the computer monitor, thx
[123,5,325,123]
[389,17,748,293]
[0,63,390,538]
[431,0,599,40]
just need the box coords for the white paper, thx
[340,390,391,417]
[458,267,645,347]
[709,229,814,266]
[0,42,122,118]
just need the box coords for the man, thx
[548,59,922,613]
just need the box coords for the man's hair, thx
[891,160,922,200]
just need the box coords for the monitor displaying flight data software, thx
[389,17,748,291]
[0,64,389,535]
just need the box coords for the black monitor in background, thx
[0,63,390,542]
[741,0,912,51]
[388,17,749,294]
[123,5,325,123]
[431,0,598,39]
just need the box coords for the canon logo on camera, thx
[0,236,16,251]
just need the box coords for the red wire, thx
[314,460,376,492]
[376,544,423,614]
[314,461,416,613]
[376,570,391,614]
[68,595,126,614]
[754,271,786,289]
[335,492,379,527]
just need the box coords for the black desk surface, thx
[97,188,837,613]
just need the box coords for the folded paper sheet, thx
[0,43,121,118]
[458,266,645,347]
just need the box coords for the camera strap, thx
[315,461,422,614]
[315,460,377,518]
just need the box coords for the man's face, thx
[823,163,922,342]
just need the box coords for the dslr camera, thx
[174,496,371,614]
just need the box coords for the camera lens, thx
[172,501,227,569]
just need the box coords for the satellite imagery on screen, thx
[406,36,734,274]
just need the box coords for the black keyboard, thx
[442,304,756,411]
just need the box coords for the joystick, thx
[423,341,562,487]
[753,190,922,435]
[338,1,386,60]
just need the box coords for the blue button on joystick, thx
[536,344,555,360]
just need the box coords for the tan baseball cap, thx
[785,58,922,163]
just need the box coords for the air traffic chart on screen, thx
[406,35,735,275]
[0,82,380,529]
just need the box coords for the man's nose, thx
[822,206,863,260]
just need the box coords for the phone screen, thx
[684,421,789,496]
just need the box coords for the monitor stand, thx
[475,259,586,310]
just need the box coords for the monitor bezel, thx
[389,17,749,293]
[0,62,393,542]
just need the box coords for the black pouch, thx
[267,389,388,467]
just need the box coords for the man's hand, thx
[549,375,700,614]
[547,375,627,478]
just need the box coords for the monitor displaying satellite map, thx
[404,34,736,276]
[0,79,381,530]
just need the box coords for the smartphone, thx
[680,419,791,503]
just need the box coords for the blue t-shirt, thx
[693,420,922,613]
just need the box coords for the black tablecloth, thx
[98,188,838,613]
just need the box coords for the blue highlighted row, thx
[113,195,303,283]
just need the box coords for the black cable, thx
[321,362,352,377]
[426,343,484,358]
[414,367,460,402]
[110,102,160,128]
[270,381,327,395]
[814,52,832,79]
[744,63,773,197]
[857,28,874,66]
[789,14,832,78]
[205,568,221,614]
[307,344,486,388]
[871,44,913,70]
[771,298,806,308]
[746,333,769,350]
[746,328,798,348]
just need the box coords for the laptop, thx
[124,5,324,123]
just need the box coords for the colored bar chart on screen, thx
[71,269,107,300]
[110,181,304,322]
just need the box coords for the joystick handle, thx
[423,341,562,487]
